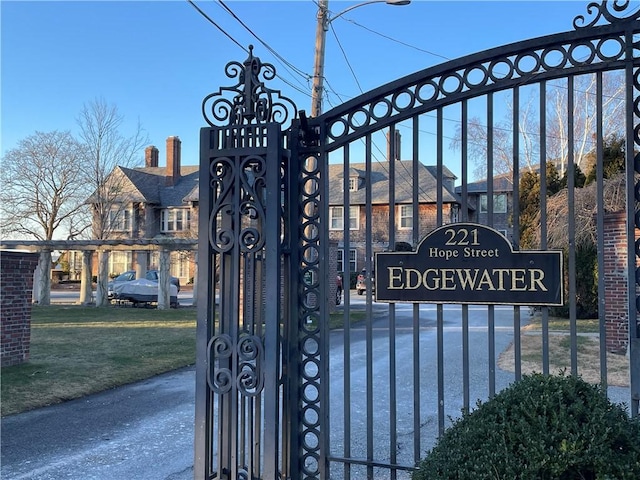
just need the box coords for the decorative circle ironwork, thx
[302,452,320,476]
[568,42,597,66]
[514,53,541,76]
[416,79,439,103]
[371,97,393,121]
[348,107,372,130]
[439,72,464,96]
[596,37,625,61]
[463,65,490,88]
[391,89,415,112]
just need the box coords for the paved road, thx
[2,296,631,479]
[1,367,196,480]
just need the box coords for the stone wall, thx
[1,251,39,366]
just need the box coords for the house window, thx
[161,208,191,232]
[479,194,507,214]
[450,204,460,223]
[109,251,132,276]
[348,177,359,192]
[171,251,190,279]
[109,208,131,231]
[337,249,357,273]
[329,206,359,230]
[398,205,413,229]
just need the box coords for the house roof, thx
[328,160,460,205]
[457,171,514,194]
[119,165,200,207]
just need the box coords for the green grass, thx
[525,314,600,333]
[1,305,197,417]
[2,304,371,417]
[329,310,367,329]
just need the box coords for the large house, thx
[91,135,517,284]
[327,159,461,275]
[89,136,199,284]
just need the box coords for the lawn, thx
[1,305,197,417]
[497,314,630,387]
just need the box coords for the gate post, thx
[195,46,298,479]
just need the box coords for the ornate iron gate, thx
[196,2,639,478]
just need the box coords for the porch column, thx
[157,248,171,310]
[36,250,52,306]
[95,250,110,307]
[134,250,148,279]
[78,250,93,305]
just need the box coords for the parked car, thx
[356,269,374,295]
[112,278,179,308]
[108,270,181,298]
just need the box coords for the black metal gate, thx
[195,2,640,478]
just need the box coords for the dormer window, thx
[348,177,359,192]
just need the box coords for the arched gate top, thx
[303,0,639,152]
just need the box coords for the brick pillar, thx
[1,251,39,366]
[603,212,633,354]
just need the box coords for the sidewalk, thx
[1,366,196,480]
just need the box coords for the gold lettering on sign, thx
[386,267,548,292]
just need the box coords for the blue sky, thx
[1,0,608,167]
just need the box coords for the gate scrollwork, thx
[573,0,640,28]
[207,333,265,397]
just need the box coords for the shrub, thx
[413,373,640,480]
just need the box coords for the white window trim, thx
[329,206,359,230]
[337,248,357,273]
[398,204,413,230]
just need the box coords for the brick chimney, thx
[166,136,181,186]
[145,145,159,168]
[386,130,401,161]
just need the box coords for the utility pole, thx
[310,0,410,117]
[311,0,329,117]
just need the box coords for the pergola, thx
[0,238,198,309]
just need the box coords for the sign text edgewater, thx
[375,223,563,305]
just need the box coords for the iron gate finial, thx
[202,45,297,128]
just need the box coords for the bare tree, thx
[0,130,90,305]
[0,131,89,240]
[450,93,541,182]
[76,98,149,306]
[78,98,149,240]
[449,72,625,182]
[546,73,625,177]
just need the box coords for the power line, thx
[329,24,364,95]
[186,0,247,52]
[186,0,312,98]
[216,0,312,85]
[344,18,451,62]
